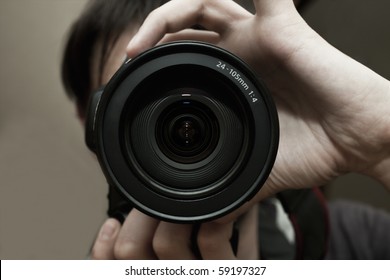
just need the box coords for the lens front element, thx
[157,100,219,164]
[127,87,246,196]
[97,42,279,222]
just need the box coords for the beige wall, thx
[0,0,108,259]
[0,0,389,259]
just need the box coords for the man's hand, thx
[90,207,259,259]
[127,0,390,204]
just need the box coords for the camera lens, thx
[157,100,219,163]
[169,115,203,152]
[170,116,202,149]
[91,42,279,222]
[127,88,244,192]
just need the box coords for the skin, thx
[90,0,390,259]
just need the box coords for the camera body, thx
[85,41,279,222]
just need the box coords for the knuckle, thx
[197,231,218,251]
[89,247,106,260]
[114,239,139,260]
[152,234,176,258]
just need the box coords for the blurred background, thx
[0,0,389,259]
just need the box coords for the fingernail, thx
[100,219,117,241]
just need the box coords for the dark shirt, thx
[326,200,390,260]
[258,199,390,259]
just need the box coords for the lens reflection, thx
[157,100,219,163]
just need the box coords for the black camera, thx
[85,41,279,222]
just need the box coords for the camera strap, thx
[276,188,329,259]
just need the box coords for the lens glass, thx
[157,100,219,163]
[169,115,204,151]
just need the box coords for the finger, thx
[114,209,159,259]
[153,222,196,259]
[235,205,259,259]
[127,0,250,57]
[90,218,121,260]
[158,29,220,45]
[197,221,236,259]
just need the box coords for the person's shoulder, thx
[328,199,390,221]
[326,199,390,259]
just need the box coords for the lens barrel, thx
[90,41,279,222]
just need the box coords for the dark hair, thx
[61,0,171,118]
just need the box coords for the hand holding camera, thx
[127,0,390,206]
